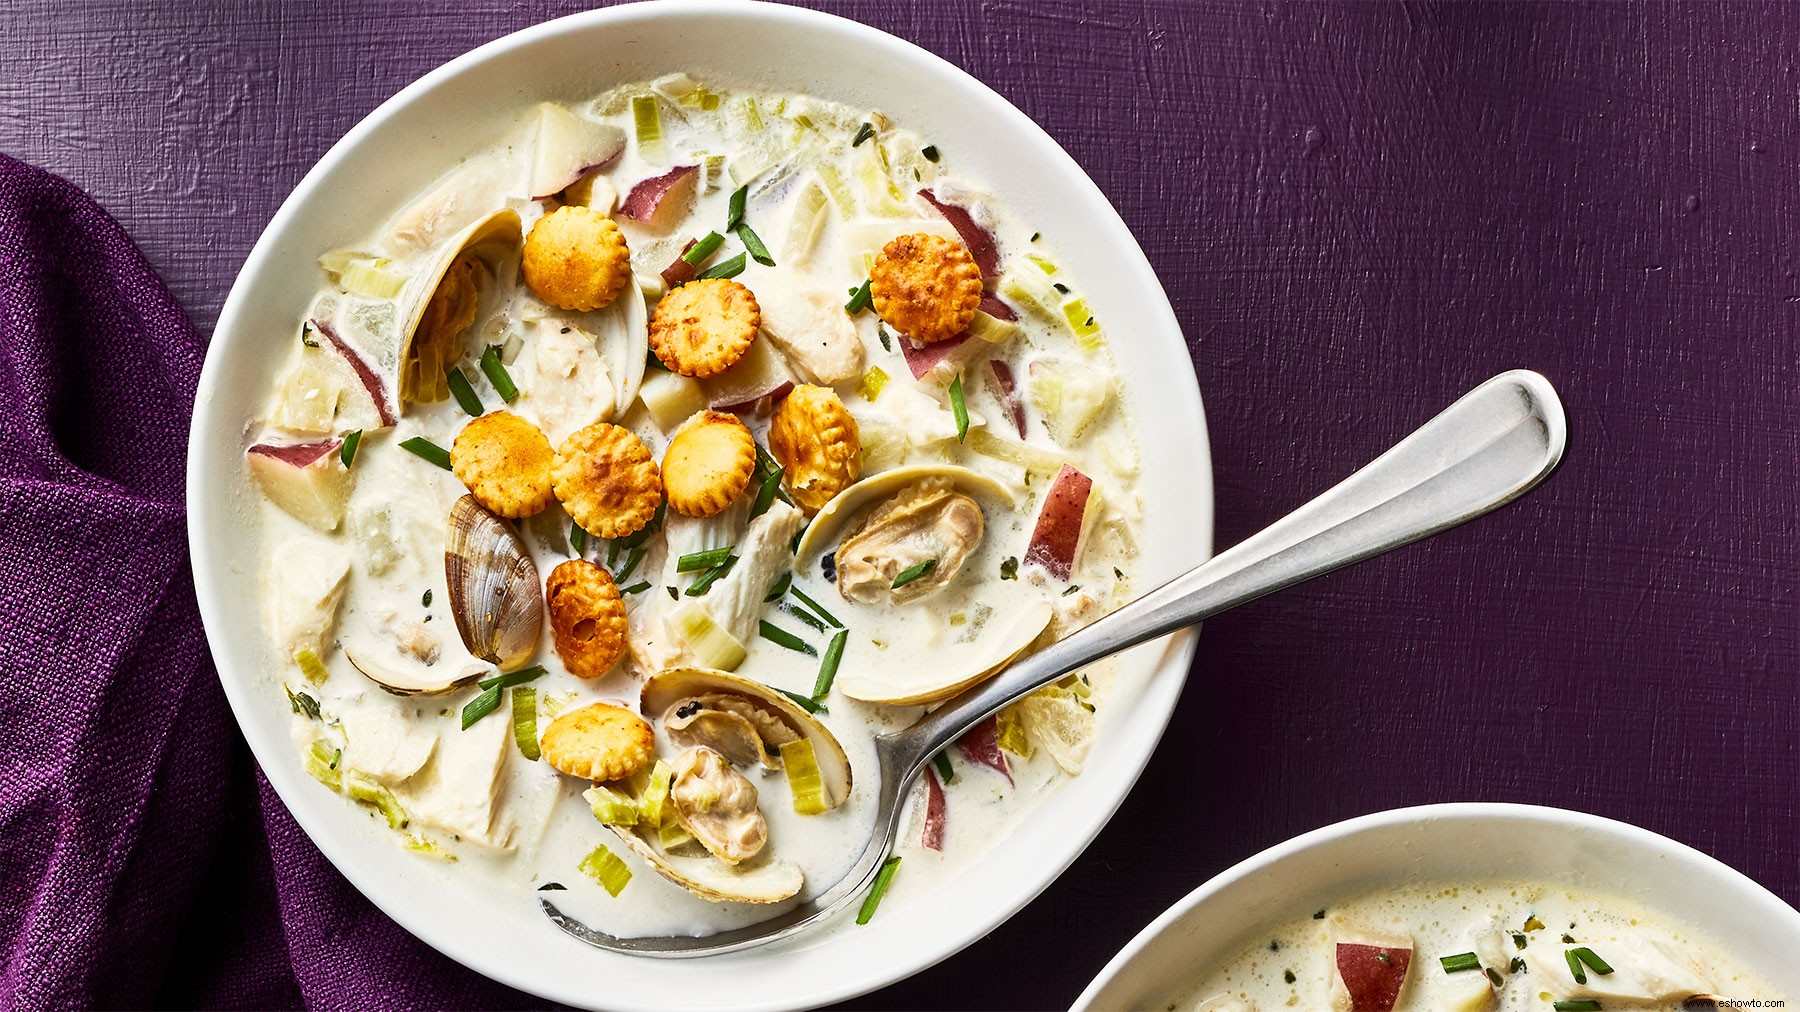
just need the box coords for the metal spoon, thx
[543,369,1568,956]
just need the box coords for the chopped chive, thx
[1440,952,1482,974]
[696,252,747,280]
[1312,909,1326,919]
[726,184,748,232]
[614,501,666,550]
[285,685,321,720]
[684,556,738,596]
[931,751,954,783]
[738,224,775,266]
[512,686,540,760]
[891,558,937,589]
[877,322,893,352]
[461,684,502,729]
[781,601,827,632]
[570,522,588,556]
[606,539,622,568]
[1512,932,1528,950]
[844,278,873,314]
[339,429,362,468]
[537,882,566,891]
[1000,557,1019,580]
[758,621,817,656]
[399,436,452,470]
[1062,583,1082,596]
[789,585,843,628]
[749,463,784,519]
[1552,1002,1601,1012]
[1565,949,1587,985]
[480,345,518,402]
[477,666,548,691]
[682,231,725,266]
[622,581,651,595]
[677,546,734,572]
[812,628,847,697]
[1053,282,1070,294]
[616,547,646,584]
[1509,956,1526,974]
[646,349,671,371]
[921,144,940,162]
[777,688,827,714]
[764,571,793,602]
[1571,947,1613,975]
[948,373,969,442]
[421,588,433,607]
[300,322,319,348]
[1485,967,1505,989]
[445,366,484,416]
[852,121,876,147]
[856,855,902,925]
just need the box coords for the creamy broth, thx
[249,74,1143,937]
[1179,880,1782,1012]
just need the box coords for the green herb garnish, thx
[1509,957,1526,974]
[812,628,848,698]
[421,589,433,607]
[614,501,666,550]
[758,621,817,656]
[1440,952,1481,974]
[685,555,738,596]
[399,436,452,470]
[877,322,892,352]
[891,558,937,589]
[683,231,725,266]
[480,345,518,401]
[696,252,747,280]
[852,122,876,147]
[445,366,484,417]
[1485,967,1505,989]
[749,460,784,519]
[856,855,902,925]
[764,571,793,602]
[930,751,954,783]
[616,547,646,584]
[1571,947,1613,975]
[1552,1002,1601,1012]
[948,373,969,442]
[570,522,588,556]
[777,688,827,714]
[844,278,873,314]
[677,546,734,572]
[300,322,319,348]
[1000,557,1019,580]
[738,224,775,266]
[1512,932,1527,950]
[789,585,843,628]
[337,429,362,468]
[285,685,322,720]
[477,666,547,692]
[781,601,827,633]
[621,581,651,595]
[726,184,748,232]
[921,145,940,162]
[461,684,502,729]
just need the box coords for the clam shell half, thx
[445,494,544,670]
[604,822,803,904]
[394,207,523,410]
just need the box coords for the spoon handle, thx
[886,369,1568,775]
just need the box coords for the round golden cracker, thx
[522,205,632,312]
[540,702,654,782]
[551,422,663,539]
[661,411,756,517]
[545,560,628,679]
[870,233,983,344]
[768,385,863,515]
[450,411,556,518]
[647,278,760,377]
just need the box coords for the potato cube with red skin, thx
[247,440,351,533]
[1023,464,1094,580]
[1335,941,1413,1012]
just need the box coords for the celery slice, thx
[967,310,1019,345]
[814,164,856,219]
[997,706,1034,758]
[583,785,641,826]
[780,739,829,815]
[512,686,540,761]
[1060,296,1105,352]
[632,95,663,162]
[294,647,329,685]
[997,270,1061,320]
[859,366,890,402]
[965,428,1072,475]
[669,600,747,670]
[658,818,695,850]
[304,740,342,791]
[578,844,633,897]
[1026,253,1059,276]
[743,97,765,132]
[403,835,456,861]
[345,772,408,829]
[639,760,674,827]
[340,258,406,300]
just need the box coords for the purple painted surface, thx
[1,1,1794,1007]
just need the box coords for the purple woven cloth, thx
[0,155,535,1009]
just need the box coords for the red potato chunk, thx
[618,164,698,223]
[1335,942,1413,1012]
[1023,464,1094,581]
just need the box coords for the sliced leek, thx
[814,163,856,219]
[294,647,329,685]
[1060,296,1105,351]
[631,95,662,162]
[579,844,633,897]
[304,740,342,791]
[859,365,890,402]
[639,760,674,827]
[346,772,409,829]
[511,686,540,761]
[779,738,829,815]
[996,706,1034,757]
[340,258,406,300]
[583,785,641,826]
[669,600,747,670]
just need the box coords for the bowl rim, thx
[186,1,1213,1008]
[1071,801,1800,1011]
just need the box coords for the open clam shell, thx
[445,494,543,670]
[793,464,1016,561]
[394,207,523,410]
[604,822,802,904]
[642,667,852,811]
[836,596,1054,706]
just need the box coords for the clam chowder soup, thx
[1180,881,1781,1012]
[248,75,1143,934]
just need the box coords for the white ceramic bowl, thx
[1074,803,1800,1010]
[187,2,1212,1008]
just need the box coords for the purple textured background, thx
[3,1,1795,1008]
